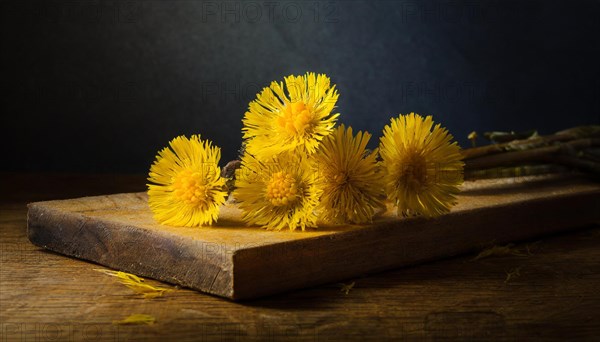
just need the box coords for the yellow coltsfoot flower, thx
[379,113,464,217]
[242,72,339,159]
[147,135,227,227]
[234,152,321,231]
[314,124,385,224]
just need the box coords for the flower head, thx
[242,72,339,159]
[379,113,464,217]
[147,135,227,227]
[233,152,321,231]
[314,124,385,224]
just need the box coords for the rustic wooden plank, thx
[2,173,600,340]
[26,175,600,300]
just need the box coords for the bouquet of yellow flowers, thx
[147,72,466,230]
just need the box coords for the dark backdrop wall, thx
[2,0,599,173]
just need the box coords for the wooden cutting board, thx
[27,175,600,300]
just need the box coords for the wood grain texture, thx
[25,175,600,300]
[1,173,600,341]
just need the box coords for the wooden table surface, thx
[1,173,599,341]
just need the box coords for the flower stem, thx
[462,125,600,180]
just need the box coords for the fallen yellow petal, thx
[471,244,528,261]
[94,269,172,298]
[505,266,522,283]
[113,314,155,325]
[339,281,355,295]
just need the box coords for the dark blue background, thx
[2,0,599,172]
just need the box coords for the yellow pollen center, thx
[277,101,313,136]
[172,169,209,207]
[333,172,349,186]
[399,153,428,191]
[266,171,299,206]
